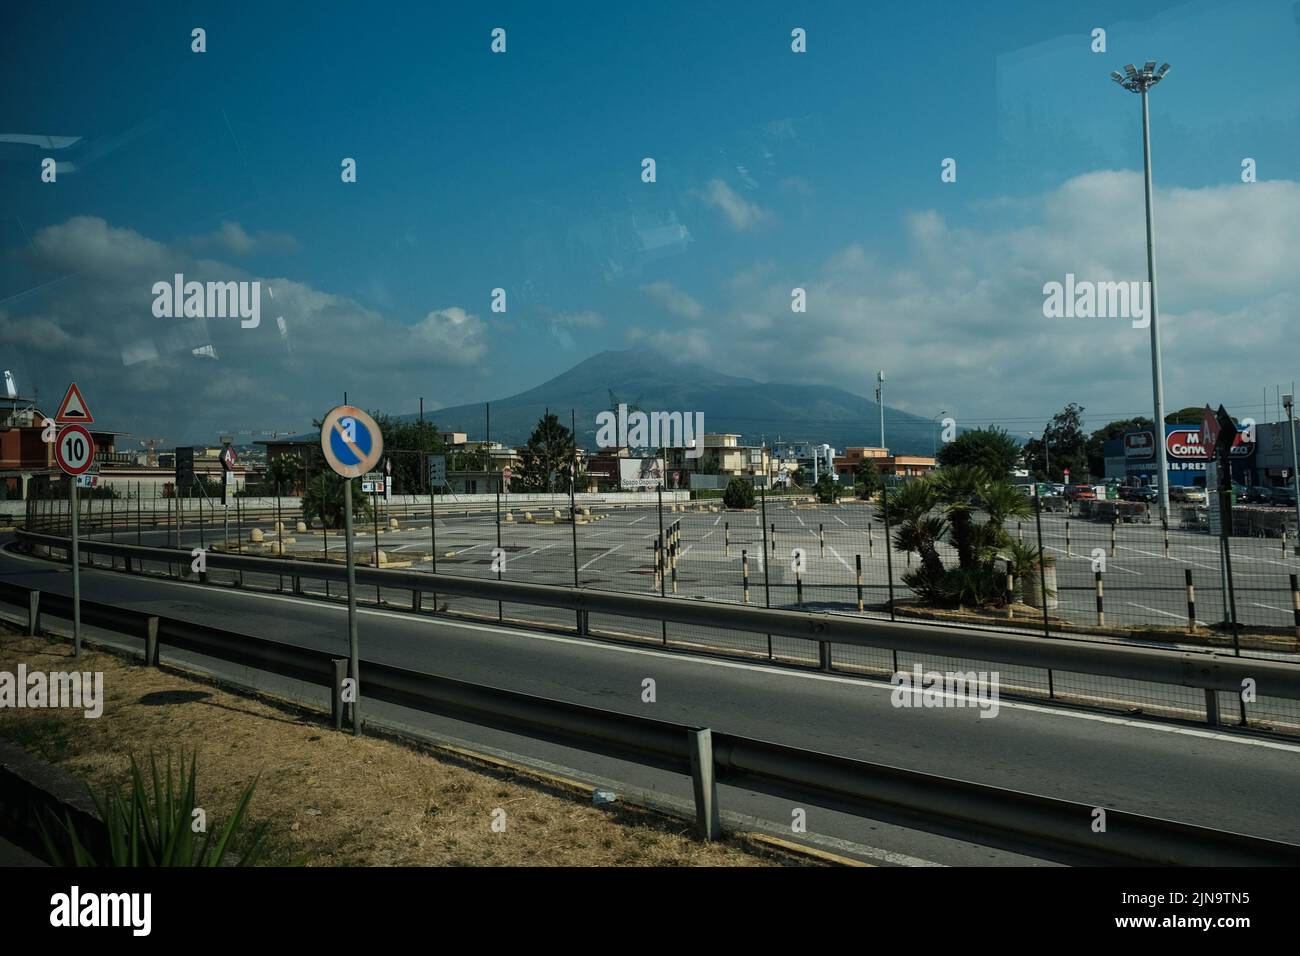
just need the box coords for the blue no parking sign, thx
[321,405,384,479]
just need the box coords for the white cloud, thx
[1,217,489,439]
[187,222,299,256]
[640,280,703,319]
[698,179,770,231]
[709,171,1300,430]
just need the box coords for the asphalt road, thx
[3,536,1300,866]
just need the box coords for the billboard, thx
[619,457,663,489]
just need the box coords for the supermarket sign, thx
[1124,426,1254,470]
[1166,428,1253,461]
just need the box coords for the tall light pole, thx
[1285,391,1300,555]
[1112,60,1173,524]
[931,409,947,458]
[876,371,886,451]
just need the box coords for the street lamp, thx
[875,371,886,451]
[1112,59,1173,526]
[1285,392,1300,555]
[931,409,947,458]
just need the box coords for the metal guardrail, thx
[16,530,1300,711]
[2,574,1299,864]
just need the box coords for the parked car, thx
[1171,486,1206,504]
[1130,486,1157,503]
[1065,484,1097,502]
[1271,485,1298,507]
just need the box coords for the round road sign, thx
[320,405,384,479]
[55,424,95,476]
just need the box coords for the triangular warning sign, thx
[55,382,94,424]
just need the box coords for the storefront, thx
[1122,424,1255,487]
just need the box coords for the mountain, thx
[408,350,950,454]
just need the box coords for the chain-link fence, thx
[20,477,1300,734]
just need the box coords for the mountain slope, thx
[410,350,947,454]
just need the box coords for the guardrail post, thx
[292,575,302,595]
[688,728,721,841]
[28,590,41,635]
[144,616,159,667]
[818,639,832,672]
[331,658,348,731]
[412,590,422,612]
[1205,688,1220,727]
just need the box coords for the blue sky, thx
[3,0,1298,443]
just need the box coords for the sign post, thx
[320,405,384,735]
[55,419,95,658]
[220,443,237,548]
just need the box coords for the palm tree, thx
[301,473,371,530]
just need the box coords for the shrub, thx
[41,750,268,867]
[722,477,756,509]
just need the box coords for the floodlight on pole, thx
[1111,57,1173,525]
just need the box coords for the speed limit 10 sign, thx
[56,424,95,476]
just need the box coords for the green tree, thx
[855,458,881,499]
[936,426,1021,478]
[1085,416,1153,477]
[301,472,372,529]
[875,465,1032,608]
[515,412,574,493]
[815,473,840,504]
[723,477,756,509]
[369,412,447,494]
[1026,403,1090,482]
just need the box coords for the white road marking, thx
[1118,545,1220,572]
[825,544,852,572]
[579,544,622,572]
[11,546,1300,753]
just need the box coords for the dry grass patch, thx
[0,632,813,867]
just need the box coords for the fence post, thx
[1163,516,1170,559]
[856,554,864,612]
[1110,518,1117,558]
[724,522,730,556]
[1291,574,1299,643]
[742,550,749,605]
[28,590,41,635]
[1186,569,1197,634]
[1006,562,1014,620]
[144,616,159,667]
[795,563,804,608]
[882,486,896,621]
[687,728,721,841]
[1033,494,1054,700]
[1065,520,1071,557]
[1095,570,1105,627]
[818,523,825,556]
